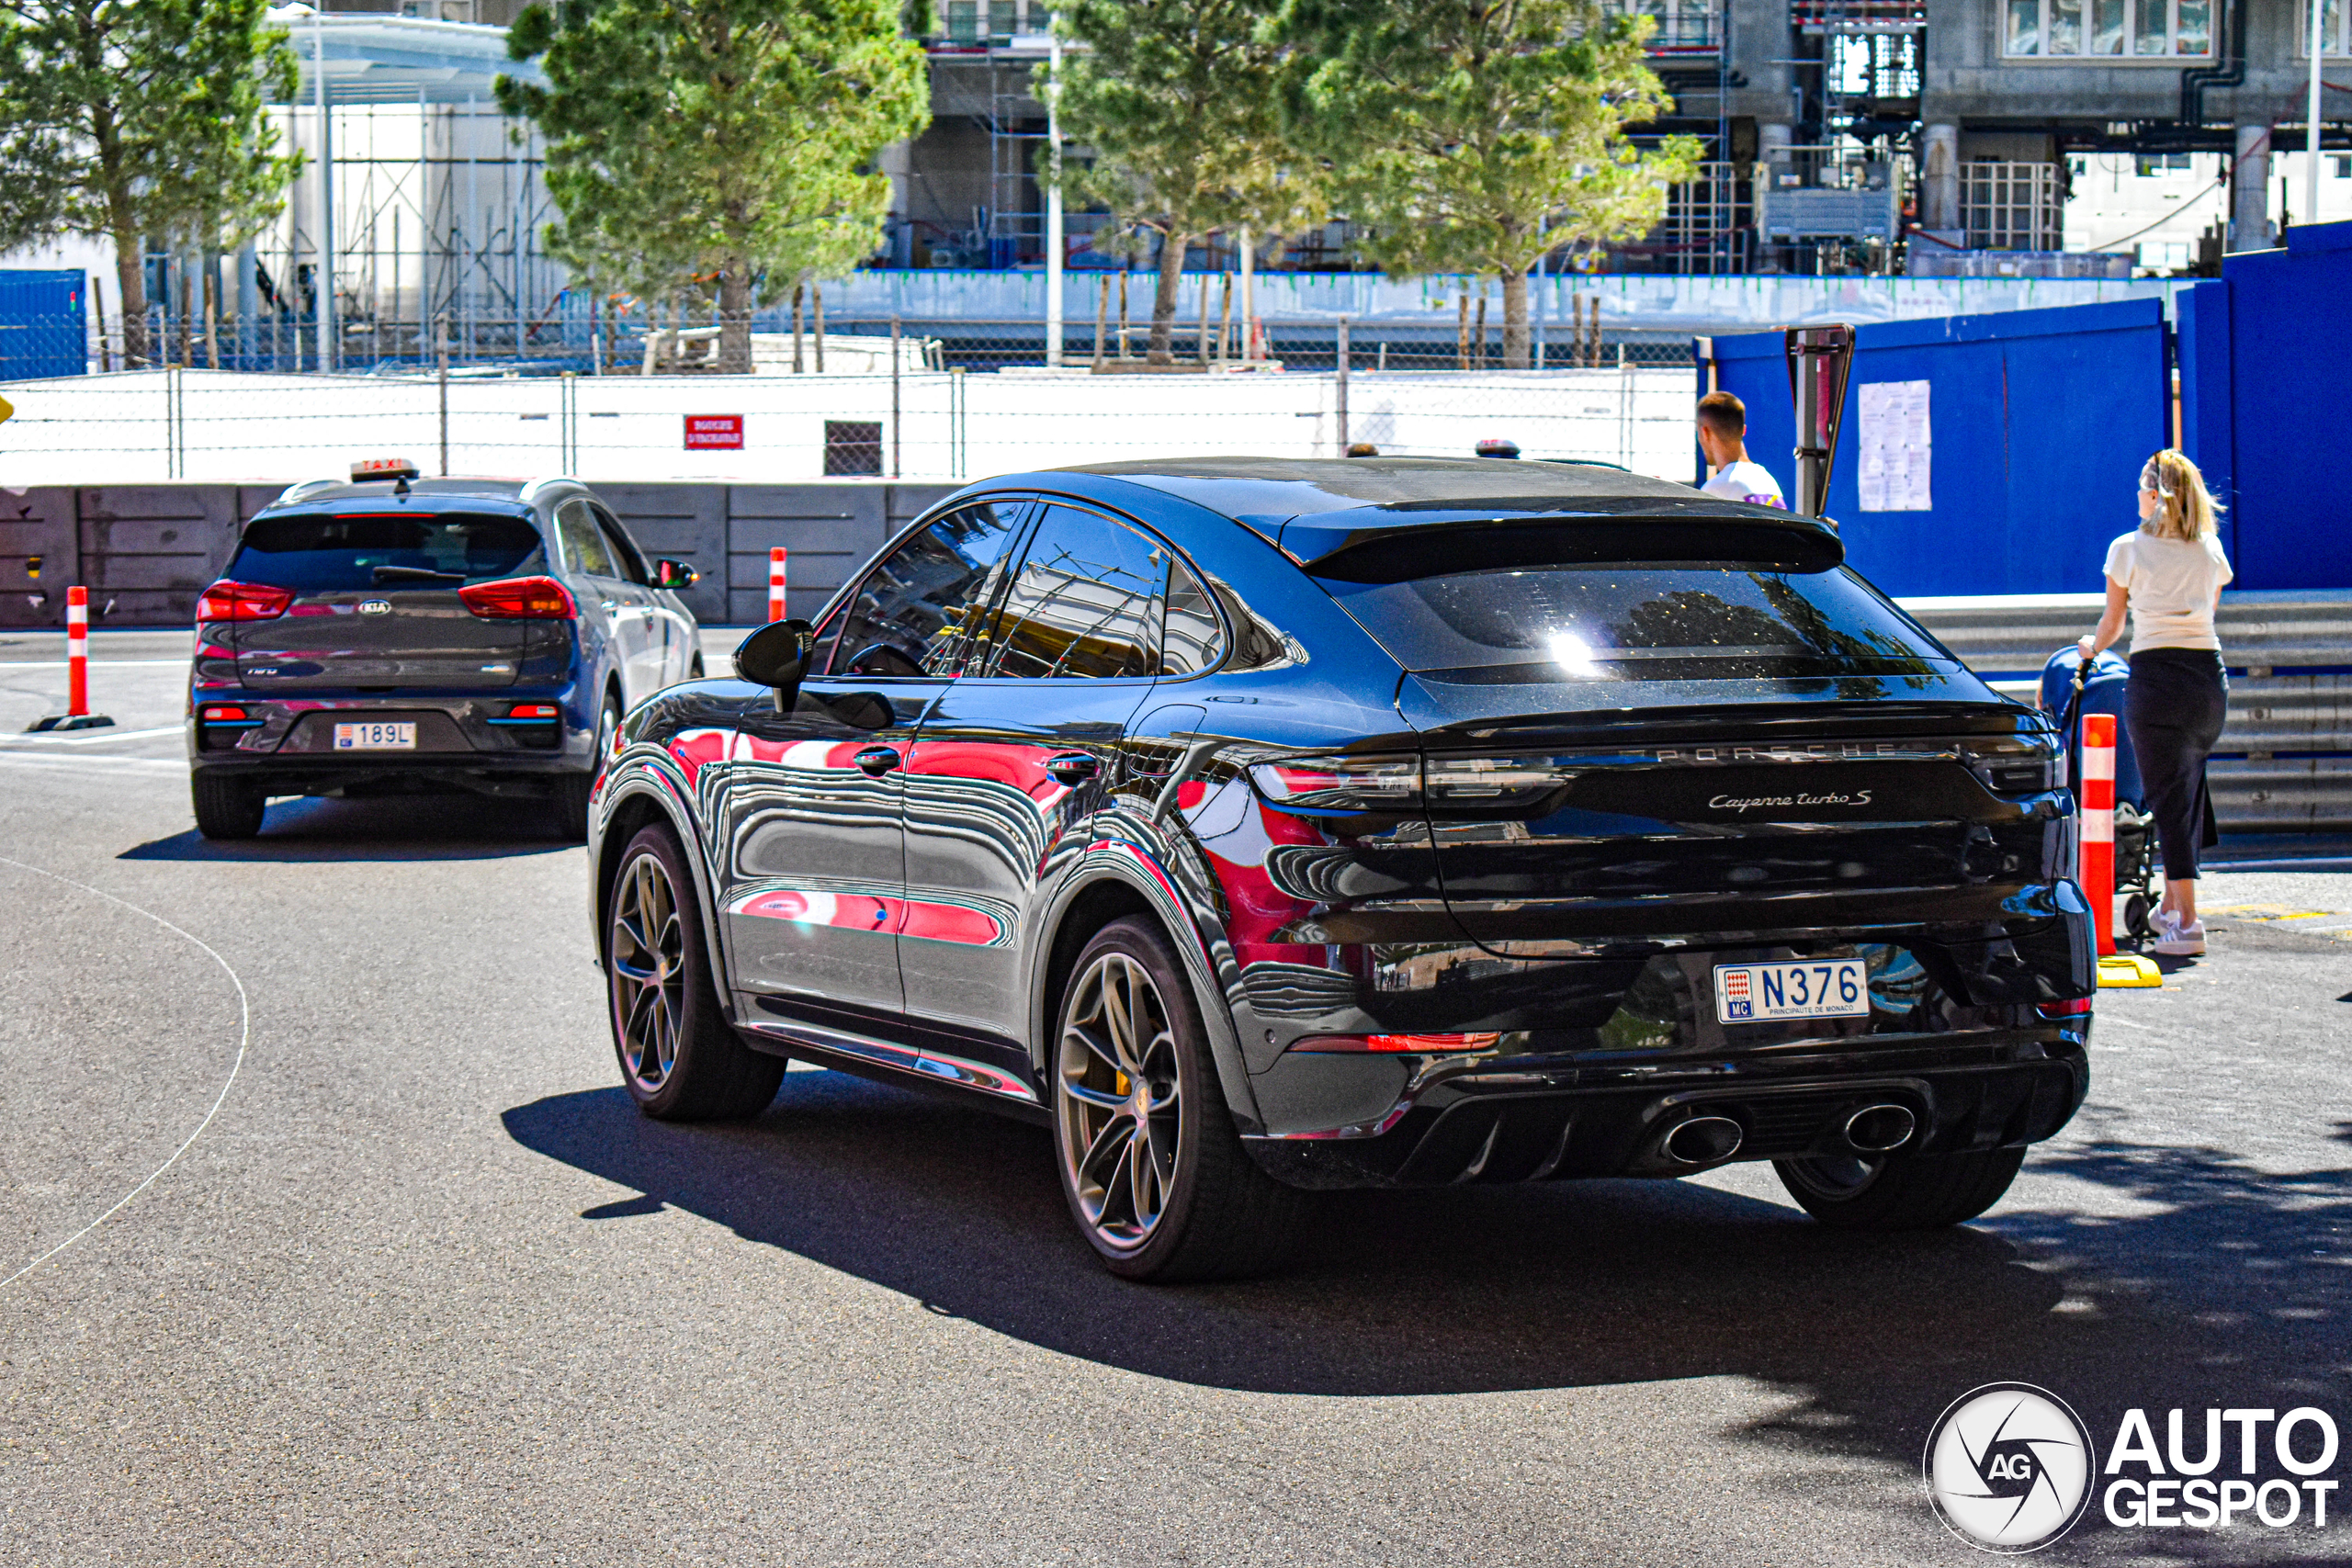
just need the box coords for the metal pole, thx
[1044,12,1064,367]
[1238,227,1255,360]
[890,314,901,478]
[435,312,449,475]
[1335,316,1349,453]
[315,17,335,374]
[2308,0,2325,233]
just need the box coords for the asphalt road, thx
[3,633,2347,1566]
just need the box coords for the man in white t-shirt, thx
[1695,391,1787,509]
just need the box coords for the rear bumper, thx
[186,683,597,792]
[1240,1025,2089,1189]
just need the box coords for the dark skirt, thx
[2124,647,2227,881]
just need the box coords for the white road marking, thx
[0,726,182,745]
[0,857,250,1291]
[0,751,183,771]
[0,659,189,669]
[2097,1014,2154,1031]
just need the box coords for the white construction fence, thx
[0,366,1699,488]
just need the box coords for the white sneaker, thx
[2153,911,2206,956]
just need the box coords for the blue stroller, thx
[2037,648,2161,947]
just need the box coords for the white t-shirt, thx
[2103,528,2233,651]
[1701,459,1786,509]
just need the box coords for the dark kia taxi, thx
[188,461,702,839]
[584,457,2094,1280]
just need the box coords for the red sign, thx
[684,414,744,450]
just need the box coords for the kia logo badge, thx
[357,600,391,615]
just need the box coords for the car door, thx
[551,499,649,705]
[897,502,1170,1085]
[591,501,688,690]
[718,498,1031,1037]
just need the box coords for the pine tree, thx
[1046,0,1319,365]
[501,0,928,374]
[1277,0,1701,367]
[0,0,300,367]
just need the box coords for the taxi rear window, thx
[230,513,544,592]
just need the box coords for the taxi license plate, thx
[1713,959,1868,1023]
[334,721,416,750]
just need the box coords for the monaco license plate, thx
[334,720,416,750]
[1713,959,1869,1024]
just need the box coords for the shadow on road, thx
[121,794,575,862]
[503,1071,2351,1482]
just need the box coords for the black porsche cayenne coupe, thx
[586,457,2094,1280]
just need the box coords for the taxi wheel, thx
[191,773,266,840]
[549,695,618,841]
[1773,1146,2025,1230]
[1051,917,1305,1281]
[605,824,783,1121]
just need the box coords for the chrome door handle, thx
[853,745,902,776]
[1045,752,1101,784]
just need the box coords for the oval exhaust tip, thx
[1662,1115,1744,1165]
[1844,1103,1917,1154]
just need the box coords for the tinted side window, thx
[1160,559,1225,676]
[590,503,650,585]
[823,501,1027,678]
[983,505,1165,681]
[554,500,617,579]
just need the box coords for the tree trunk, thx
[1146,229,1187,365]
[717,260,752,374]
[1501,266,1531,370]
[112,225,148,367]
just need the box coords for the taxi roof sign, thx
[353,457,421,482]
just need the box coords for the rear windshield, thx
[230,512,544,592]
[1317,563,1959,681]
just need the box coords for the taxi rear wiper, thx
[370,564,468,585]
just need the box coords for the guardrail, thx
[1901,592,2352,832]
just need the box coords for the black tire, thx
[191,773,266,840]
[605,823,784,1121]
[1773,1146,2027,1231]
[1050,916,1306,1282]
[550,692,620,841]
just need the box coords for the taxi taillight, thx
[458,576,576,620]
[194,581,294,623]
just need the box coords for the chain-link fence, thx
[59,299,1700,378]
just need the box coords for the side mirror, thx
[653,558,698,591]
[734,618,815,712]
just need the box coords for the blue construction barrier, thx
[1705,299,2168,599]
[0,270,86,379]
[2176,220,2352,592]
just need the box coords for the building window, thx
[2335,154,2352,177]
[1618,0,1720,54]
[2133,152,2196,175]
[2299,0,2349,54]
[2005,0,2211,55]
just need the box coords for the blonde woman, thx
[2076,449,2233,956]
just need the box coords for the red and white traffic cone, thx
[2078,713,2116,958]
[28,585,115,732]
[768,547,787,623]
[2079,713,2157,986]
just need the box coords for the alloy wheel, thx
[1057,951,1184,1251]
[609,850,684,1093]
